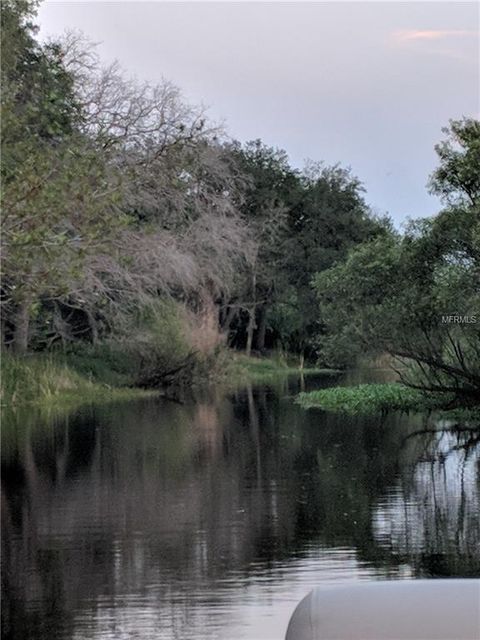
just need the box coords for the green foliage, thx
[226,140,302,351]
[64,301,194,389]
[62,343,135,387]
[0,299,197,404]
[313,120,480,402]
[139,300,190,359]
[0,352,153,406]
[1,0,78,152]
[313,233,401,366]
[297,383,445,414]
[1,353,87,404]
[314,217,480,391]
[231,353,290,381]
[125,300,192,385]
[2,4,477,409]
[282,165,390,356]
[229,352,338,385]
[1,3,126,354]
[267,287,307,350]
[3,143,124,300]
[429,118,480,207]
[225,143,387,355]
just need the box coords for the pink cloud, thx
[392,29,477,43]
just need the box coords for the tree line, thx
[315,119,480,401]
[1,1,479,401]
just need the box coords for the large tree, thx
[221,141,302,354]
[222,143,386,358]
[271,163,388,360]
[1,1,118,352]
[1,11,255,354]
[314,119,480,401]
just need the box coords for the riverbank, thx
[1,353,157,409]
[5,352,478,424]
[228,353,339,385]
[1,349,334,409]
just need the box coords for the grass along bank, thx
[1,302,225,407]
[229,352,340,385]
[1,352,157,408]
[1,348,339,409]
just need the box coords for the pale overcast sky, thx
[38,1,479,224]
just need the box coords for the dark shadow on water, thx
[2,373,479,639]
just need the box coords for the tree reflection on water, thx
[2,378,479,640]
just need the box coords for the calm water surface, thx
[2,374,479,639]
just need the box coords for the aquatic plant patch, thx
[296,383,450,414]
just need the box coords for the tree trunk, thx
[85,309,99,345]
[13,299,31,354]
[222,305,238,341]
[299,351,305,370]
[255,306,267,352]
[245,307,256,357]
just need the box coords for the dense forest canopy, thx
[1,0,479,402]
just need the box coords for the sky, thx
[38,1,480,225]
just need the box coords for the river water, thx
[2,373,479,639]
